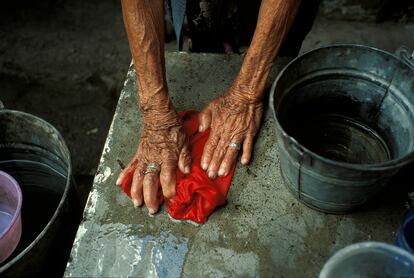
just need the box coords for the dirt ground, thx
[0,0,129,194]
[0,0,413,199]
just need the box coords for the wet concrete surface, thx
[64,52,408,277]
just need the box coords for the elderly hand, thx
[198,90,263,179]
[116,109,191,214]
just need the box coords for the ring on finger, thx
[228,142,241,150]
[144,162,161,175]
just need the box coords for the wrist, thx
[140,95,181,130]
[230,50,273,103]
[138,84,170,113]
[226,82,264,105]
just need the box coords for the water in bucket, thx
[0,142,67,265]
[287,113,391,164]
[0,148,66,260]
[0,210,13,234]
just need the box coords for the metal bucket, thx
[270,44,414,213]
[0,107,78,276]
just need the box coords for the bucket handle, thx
[288,136,304,157]
[396,46,414,69]
[288,137,305,200]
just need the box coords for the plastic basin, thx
[320,241,414,278]
[0,171,22,263]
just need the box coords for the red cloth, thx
[120,110,237,224]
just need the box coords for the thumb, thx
[198,108,212,132]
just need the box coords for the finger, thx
[218,142,240,177]
[116,159,138,185]
[241,135,254,165]
[178,144,192,174]
[143,173,161,214]
[116,168,129,186]
[130,168,144,207]
[207,139,228,179]
[201,134,220,171]
[160,165,177,200]
[198,107,212,132]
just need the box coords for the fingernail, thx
[208,171,216,179]
[185,166,191,174]
[241,158,249,165]
[199,124,204,132]
[201,162,208,171]
[148,207,157,214]
[116,177,122,186]
[218,168,225,177]
[132,199,140,208]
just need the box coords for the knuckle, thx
[210,159,220,169]
[221,162,229,170]
[245,139,254,146]
[180,150,190,160]
[160,177,175,190]
[161,168,175,180]
[184,155,192,165]
[217,147,226,158]
[160,174,172,186]
[144,189,158,202]
[204,146,214,157]
[205,147,214,156]
[245,142,254,151]
[131,183,139,194]
[133,169,142,179]
[131,189,141,200]
[143,177,153,188]
[163,188,176,199]
[247,133,256,140]
[228,147,238,154]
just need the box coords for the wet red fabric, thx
[120,110,237,224]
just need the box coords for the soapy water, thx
[0,210,13,234]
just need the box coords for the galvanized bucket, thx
[270,44,414,213]
[0,107,78,276]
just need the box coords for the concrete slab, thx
[64,52,406,277]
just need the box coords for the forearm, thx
[121,0,174,120]
[231,0,301,102]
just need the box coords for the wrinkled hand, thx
[116,111,191,214]
[199,91,263,179]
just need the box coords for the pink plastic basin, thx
[0,171,22,263]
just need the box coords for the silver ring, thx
[144,162,161,175]
[228,142,241,150]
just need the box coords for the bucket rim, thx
[0,109,73,272]
[270,44,414,171]
[319,241,414,278]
